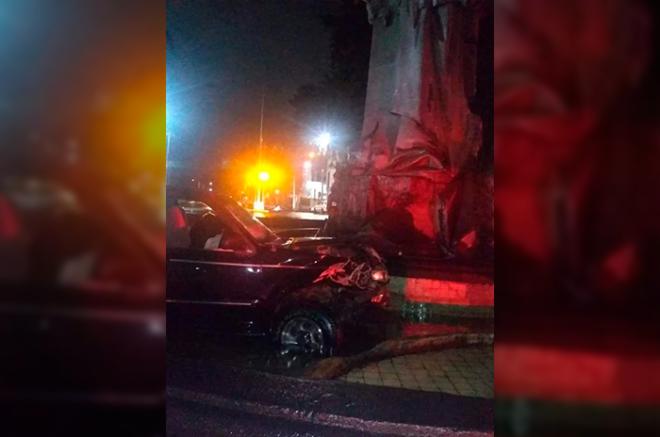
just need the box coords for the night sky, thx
[167,0,343,176]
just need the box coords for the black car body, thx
[166,192,390,354]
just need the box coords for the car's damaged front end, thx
[279,237,393,337]
[284,237,390,300]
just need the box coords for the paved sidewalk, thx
[338,346,493,398]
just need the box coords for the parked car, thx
[166,191,390,355]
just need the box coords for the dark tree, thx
[289,0,371,149]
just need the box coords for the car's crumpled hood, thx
[283,236,373,260]
[281,236,388,290]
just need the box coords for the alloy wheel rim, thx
[279,317,325,355]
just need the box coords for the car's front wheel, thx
[275,310,335,356]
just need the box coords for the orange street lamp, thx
[253,170,270,211]
[258,171,270,182]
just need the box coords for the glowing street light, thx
[314,131,332,152]
[258,170,270,182]
[253,170,270,211]
[312,130,336,211]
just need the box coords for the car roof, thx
[176,199,213,215]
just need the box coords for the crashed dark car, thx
[166,192,390,355]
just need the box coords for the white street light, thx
[314,131,331,153]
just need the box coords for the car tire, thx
[275,310,335,357]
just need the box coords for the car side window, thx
[189,212,225,250]
[188,211,251,253]
[219,228,249,251]
[170,198,254,255]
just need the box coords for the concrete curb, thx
[305,333,494,380]
[169,387,492,437]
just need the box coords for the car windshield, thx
[223,201,280,244]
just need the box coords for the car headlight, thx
[371,268,389,283]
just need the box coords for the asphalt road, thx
[168,355,492,436]
[169,396,385,437]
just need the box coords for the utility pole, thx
[292,176,296,210]
[258,92,264,162]
[254,92,266,210]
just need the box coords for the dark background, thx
[166,0,371,181]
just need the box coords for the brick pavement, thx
[338,346,493,398]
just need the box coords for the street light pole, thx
[314,131,332,212]
[292,175,296,210]
[258,93,264,160]
[254,93,266,210]
[166,132,172,162]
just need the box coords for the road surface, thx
[168,355,492,436]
